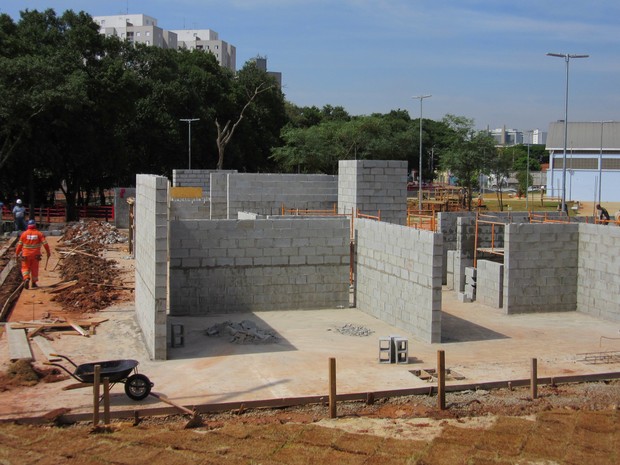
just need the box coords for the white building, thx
[93,14,177,49]
[93,15,235,71]
[171,29,236,71]
[546,121,620,202]
[488,127,547,146]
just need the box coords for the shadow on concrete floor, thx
[440,312,509,343]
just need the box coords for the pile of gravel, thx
[205,320,279,344]
[334,323,374,337]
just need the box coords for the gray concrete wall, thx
[503,223,579,314]
[354,218,442,343]
[172,169,237,190]
[170,198,210,220]
[338,160,408,225]
[577,223,620,322]
[135,175,169,360]
[227,173,338,219]
[113,187,135,229]
[476,259,504,308]
[169,217,350,314]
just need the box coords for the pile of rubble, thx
[205,320,279,344]
[334,323,375,337]
[61,221,127,249]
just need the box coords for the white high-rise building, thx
[93,15,236,71]
[171,29,236,71]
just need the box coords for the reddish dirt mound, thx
[51,221,130,313]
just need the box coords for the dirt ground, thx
[1,221,620,464]
[1,381,619,464]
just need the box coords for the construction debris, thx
[61,221,128,248]
[205,320,279,344]
[333,323,375,337]
[51,221,130,313]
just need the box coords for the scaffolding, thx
[474,212,511,267]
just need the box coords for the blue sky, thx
[2,1,619,132]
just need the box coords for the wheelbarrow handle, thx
[43,362,83,382]
[49,353,78,368]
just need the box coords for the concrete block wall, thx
[504,223,579,314]
[227,173,338,218]
[210,171,229,219]
[437,211,476,283]
[577,223,620,322]
[172,169,237,190]
[454,217,476,293]
[464,266,476,301]
[169,217,350,314]
[135,175,169,360]
[338,160,408,225]
[354,218,442,343]
[476,259,504,308]
[113,187,135,229]
[170,198,210,220]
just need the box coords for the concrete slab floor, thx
[1,289,620,420]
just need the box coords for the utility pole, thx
[413,95,431,211]
[180,118,200,169]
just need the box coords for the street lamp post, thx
[413,94,431,210]
[546,52,588,214]
[597,121,613,205]
[525,130,532,211]
[180,118,200,169]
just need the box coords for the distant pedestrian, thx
[15,220,51,289]
[12,199,26,231]
[596,204,610,225]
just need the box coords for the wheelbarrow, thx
[46,354,153,401]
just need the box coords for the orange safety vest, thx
[16,229,50,257]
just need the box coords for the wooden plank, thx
[65,319,89,337]
[170,186,202,199]
[28,326,46,338]
[6,326,33,362]
[32,336,61,362]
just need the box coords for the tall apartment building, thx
[170,29,236,71]
[92,15,235,71]
[93,14,177,50]
[249,56,282,88]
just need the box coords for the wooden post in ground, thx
[329,357,337,419]
[93,364,101,426]
[531,358,538,400]
[437,350,446,410]
[103,377,111,425]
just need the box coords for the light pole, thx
[597,121,613,205]
[180,118,200,169]
[525,130,533,211]
[546,52,588,214]
[413,94,431,210]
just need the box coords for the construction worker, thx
[12,199,26,231]
[15,219,51,289]
[596,204,610,225]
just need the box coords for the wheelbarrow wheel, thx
[124,374,152,401]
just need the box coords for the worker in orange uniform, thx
[15,219,51,289]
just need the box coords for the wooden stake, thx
[531,358,538,400]
[103,377,110,425]
[437,350,446,410]
[328,357,337,419]
[93,365,101,426]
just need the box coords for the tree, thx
[487,148,513,211]
[215,61,286,171]
[439,115,496,210]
